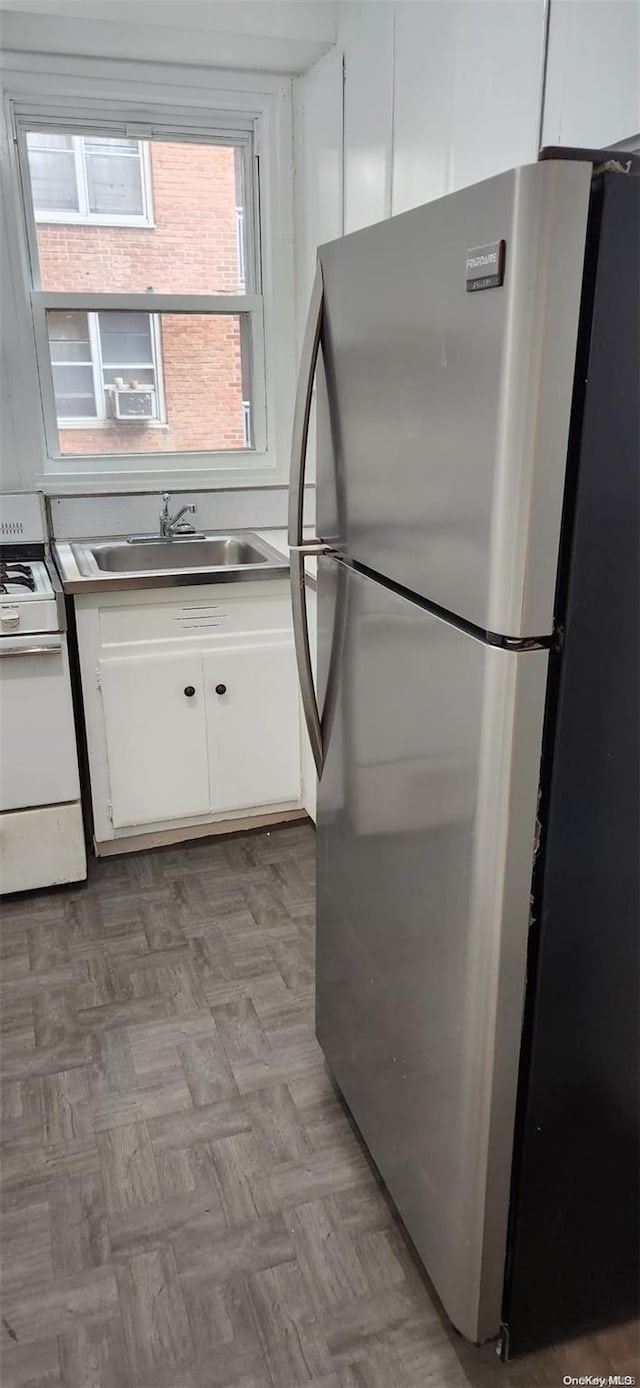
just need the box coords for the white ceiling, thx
[0,0,338,74]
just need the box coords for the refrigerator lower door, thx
[316,557,549,1343]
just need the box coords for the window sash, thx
[20,123,257,293]
[36,296,263,451]
[33,292,260,313]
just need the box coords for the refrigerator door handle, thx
[288,260,332,777]
[288,260,324,550]
[290,547,324,775]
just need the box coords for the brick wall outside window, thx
[38,142,248,455]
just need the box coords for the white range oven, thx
[0,492,86,893]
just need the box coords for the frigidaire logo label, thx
[465,239,506,292]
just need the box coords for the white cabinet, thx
[99,651,209,828]
[75,579,303,849]
[543,1,640,150]
[205,639,300,814]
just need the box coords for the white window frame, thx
[52,309,165,428]
[236,205,247,293]
[20,119,265,462]
[28,133,154,227]
[0,59,296,492]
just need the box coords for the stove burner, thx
[0,561,36,594]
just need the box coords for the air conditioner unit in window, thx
[111,387,157,422]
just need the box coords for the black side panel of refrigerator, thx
[503,171,640,1355]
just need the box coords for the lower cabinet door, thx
[100,652,209,828]
[205,639,301,814]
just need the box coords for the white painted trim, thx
[0,51,294,100]
[34,212,153,228]
[37,468,286,495]
[1,60,296,492]
[32,292,261,313]
[34,452,280,482]
[87,310,104,420]
[94,807,307,858]
[149,312,165,426]
[20,104,255,142]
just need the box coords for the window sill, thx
[37,451,291,494]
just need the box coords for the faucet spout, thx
[159,493,198,538]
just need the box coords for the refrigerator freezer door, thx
[317,160,591,639]
[316,558,549,1342]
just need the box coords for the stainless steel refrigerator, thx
[288,154,639,1355]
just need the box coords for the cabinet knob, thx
[184,685,196,698]
[215,683,227,696]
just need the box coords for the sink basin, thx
[88,536,270,573]
[54,531,289,592]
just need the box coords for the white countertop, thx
[256,528,318,583]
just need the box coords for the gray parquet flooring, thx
[1,823,637,1387]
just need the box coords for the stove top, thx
[0,557,59,636]
[0,559,54,600]
[1,561,36,594]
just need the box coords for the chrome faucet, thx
[160,492,197,538]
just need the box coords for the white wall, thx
[0,171,44,491]
[292,48,343,497]
[291,0,639,520]
[338,0,547,232]
[0,1,337,73]
[314,0,639,244]
[293,48,344,348]
[543,0,640,148]
[340,1,394,231]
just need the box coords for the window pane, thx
[47,311,97,419]
[46,312,253,455]
[27,133,78,213]
[29,136,250,293]
[84,137,138,155]
[98,311,153,366]
[84,138,144,216]
[50,340,92,364]
[48,309,91,356]
[48,309,89,339]
[102,367,155,388]
[52,365,97,418]
[29,133,73,150]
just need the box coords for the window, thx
[47,310,162,424]
[26,134,152,226]
[48,311,97,419]
[16,119,266,463]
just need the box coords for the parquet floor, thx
[1,823,637,1387]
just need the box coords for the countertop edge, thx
[53,528,318,596]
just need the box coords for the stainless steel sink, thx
[53,531,289,593]
[89,536,270,573]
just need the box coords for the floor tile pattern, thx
[1,825,636,1386]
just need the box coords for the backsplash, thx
[48,486,315,540]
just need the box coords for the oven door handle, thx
[0,640,63,658]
